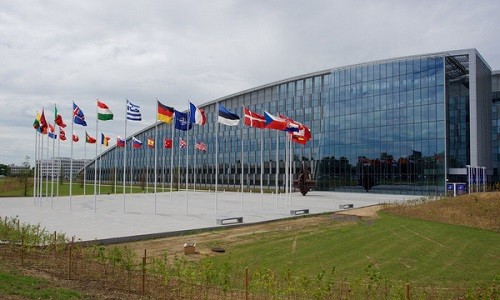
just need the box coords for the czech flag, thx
[264,111,287,130]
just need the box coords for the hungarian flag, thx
[147,137,154,148]
[195,141,207,152]
[101,133,110,146]
[54,105,66,128]
[157,101,174,123]
[190,102,206,125]
[59,128,67,141]
[244,107,266,128]
[85,132,97,144]
[39,109,48,134]
[132,137,142,149]
[164,138,172,149]
[117,135,125,147]
[97,100,113,121]
[72,132,79,142]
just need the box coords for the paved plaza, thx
[0,190,421,243]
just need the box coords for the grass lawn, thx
[0,263,84,299]
[206,211,499,288]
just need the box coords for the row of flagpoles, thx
[32,99,312,214]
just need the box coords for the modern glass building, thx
[85,49,496,196]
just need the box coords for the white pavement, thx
[0,191,421,243]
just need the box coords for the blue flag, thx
[73,102,87,126]
[174,110,192,131]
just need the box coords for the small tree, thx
[18,156,32,196]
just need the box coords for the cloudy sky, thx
[1,0,499,166]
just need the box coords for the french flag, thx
[264,111,287,130]
[190,102,206,125]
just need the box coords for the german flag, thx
[157,101,174,123]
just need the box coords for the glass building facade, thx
[85,49,495,196]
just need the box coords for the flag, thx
[117,135,125,147]
[54,105,66,128]
[72,132,79,142]
[179,138,187,148]
[48,124,57,139]
[195,141,207,152]
[244,107,266,128]
[33,111,40,130]
[73,102,87,126]
[85,132,97,144]
[218,104,240,126]
[164,138,172,149]
[190,102,206,125]
[290,125,312,145]
[147,137,154,148]
[132,136,142,148]
[279,114,301,133]
[127,100,141,121]
[101,133,110,146]
[97,100,113,121]
[264,111,287,130]
[39,109,48,134]
[157,101,174,123]
[174,110,192,131]
[59,128,67,141]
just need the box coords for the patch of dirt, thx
[121,205,381,259]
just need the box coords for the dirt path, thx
[120,205,382,258]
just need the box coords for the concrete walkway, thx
[0,191,421,242]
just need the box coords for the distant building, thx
[36,157,92,179]
[9,164,30,176]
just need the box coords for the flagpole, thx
[123,99,127,212]
[114,142,118,194]
[215,103,219,214]
[98,137,102,196]
[285,134,289,206]
[274,131,280,208]
[33,126,38,206]
[39,130,43,206]
[146,142,149,193]
[57,128,60,201]
[45,125,49,200]
[69,102,74,211]
[154,120,158,214]
[170,120,174,202]
[194,141,197,191]
[130,139,133,194]
[240,112,244,213]
[51,121,55,209]
[185,132,189,214]
[260,129,263,210]
[84,136,87,198]
[178,137,181,192]
[94,100,99,212]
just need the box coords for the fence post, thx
[53,231,57,256]
[142,249,147,295]
[245,267,249,300]
[68,244,72,280]
[405,283,410,300]
[20,233,24,265]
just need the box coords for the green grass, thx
[0,177,171,197]
[0,264,84,299]
[205,212,499,288]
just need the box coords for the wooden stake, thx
[405,283,410,300]
[245,267,249,300]
[68,244,72,280]
[142,249,147,295]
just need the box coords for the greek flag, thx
[127,100,142,121]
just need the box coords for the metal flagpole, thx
[98,137,102,196]
[94,101,99,212]
[170,121,174,202]
[146,143,149,193]
[240,118,244,213]
[39,131,43,206]
[45,128,49,200]
[69,103,74,211]
[33,126,38,206]
[123,99,128,212]
[186,132,189,214]
[215,103,219,214]
[57,129,60,201]
[260,129,263,210]
[154,121,158,214]
[275,130,279,208]
[285,133,289,206]
[178,138,181,192]
[83,136,87,197]
[51,122,55,209]
[114,141,117,194]
[130,140,133,194]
